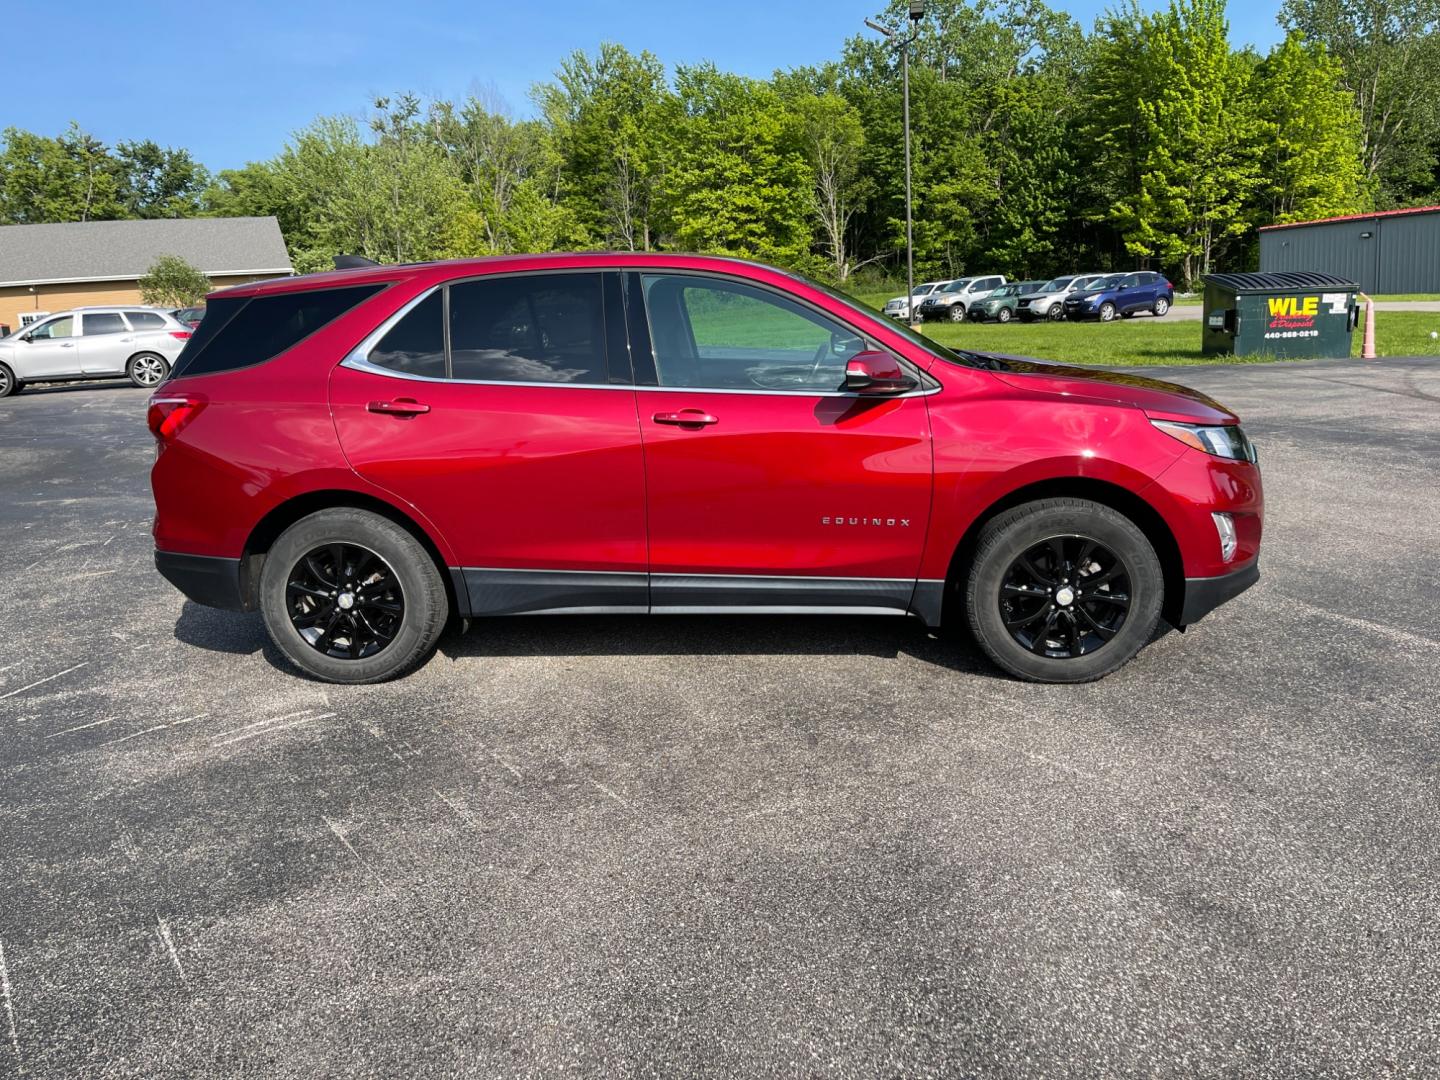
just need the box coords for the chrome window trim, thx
[340,270,942,399]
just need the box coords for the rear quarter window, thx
[171,284,385,378]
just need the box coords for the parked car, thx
[1016,274,1108,322]
[171,306,206,329]
[968,281,1047,323]
[917,275,1007,322]
[1063,271,1175,322]
[882,281,954,320]
[149,253,1262,685]
[0,306,192,397]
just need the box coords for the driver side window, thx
[28,316,75,341]
[641,274,866,392]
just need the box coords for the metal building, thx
[1258,205,1440,294]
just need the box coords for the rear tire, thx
[965,498,1163,683]
[127,352,168,388]
[259,508,449,684]
[1153,297,1171,316]
[0,363,16,398]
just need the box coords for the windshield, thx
[1041,277,1074,292]
[993,285,1020,298]
[796,273,984,369]
[941,278,972,293]
[1092,274,1124,290]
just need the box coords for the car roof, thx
[209,251,817,300]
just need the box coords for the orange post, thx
[1359,293,1377,359]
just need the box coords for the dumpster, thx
[1201,272,1360,358]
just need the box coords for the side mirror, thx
[845,351,917,394]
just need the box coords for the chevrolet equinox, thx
[149,253,1262,684]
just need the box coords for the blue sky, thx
[12,0,1286,172]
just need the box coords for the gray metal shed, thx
[1259,206,1440,294]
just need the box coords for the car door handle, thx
[60,342,75,348]
[367,398,431,417]
[653,409,718,427]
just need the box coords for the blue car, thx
[1062,271,1175,322]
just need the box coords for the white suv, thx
[882,280,953,320]
[0,306,192,397]
[917,275,1007,322]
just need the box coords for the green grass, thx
[1368,293,1440,302]
[916,310,1440,366]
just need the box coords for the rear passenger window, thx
[448,274,604,384]
[171,285,384,378]
[367,292,445,379]
[83,313,127,335]
[126,311,166,330]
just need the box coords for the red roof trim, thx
[1259,205,1440,231]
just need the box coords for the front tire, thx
[947,305,966,323]
[127,352,168,388]
[965,498,1163,683]
[259,508,449,683]
[1048,303,1065,321]
[1098,302,1117,322]
[997,307,1013,323]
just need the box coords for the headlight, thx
[1151,420,1257,462]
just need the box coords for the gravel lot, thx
[1,357,1437,1078]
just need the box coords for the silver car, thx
[0,306,191,397]
[1015,274,1108,322]
[882,281,951,320]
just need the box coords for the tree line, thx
[3,0,1438,290]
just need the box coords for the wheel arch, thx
[239,489,461,617]
[941,476,1185,630]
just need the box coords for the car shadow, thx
[14,380,142,397]
[172,602,1008,679]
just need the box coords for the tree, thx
[664,65,817,269]
[115,140,208,218]
[1254,33,1370,222]
[536,44,673,250]
[138,254,211,308]
[0,124,123,224]
[1086,0,1265,288]
[1280,0,1440,203]
[789,92,871,282]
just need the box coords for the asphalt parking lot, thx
[1,357,1437,1078]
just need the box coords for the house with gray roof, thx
[0,216,291,333]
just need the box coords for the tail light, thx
[170,330,192,341]
[146,394,206,447]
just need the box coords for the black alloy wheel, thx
[997,535,1131,659]
[286,543,405,660]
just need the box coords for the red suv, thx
[149,253,1261,684]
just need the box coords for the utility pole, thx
[866,2,927,328]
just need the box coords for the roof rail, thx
[333,254,381,270]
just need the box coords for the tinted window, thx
[448,274,605,384]
[29,316,75,340]
[83,312,127,336]
[368,291,445,379]
[126,311,166,330]
[642,274,867,392]
[172,285,383,378]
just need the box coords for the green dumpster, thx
[1201,272,1360,358]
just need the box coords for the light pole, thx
[866,2,926,328]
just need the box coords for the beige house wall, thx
[0,273,289,333]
